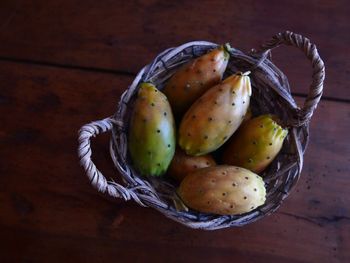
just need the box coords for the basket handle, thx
[78,117,147,206]
[255,31,325,126]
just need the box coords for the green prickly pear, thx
[222,114,288,173]
[178,165,266,215]
[167,148,216,182]
[163,45,230,118]
[179,72,252,156]
[128,82,175,177]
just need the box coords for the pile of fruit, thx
[128,45,288,216]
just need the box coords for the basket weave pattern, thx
[78,31,325,230]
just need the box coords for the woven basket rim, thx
[78,31,325,230]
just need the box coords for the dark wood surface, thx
[0,1,349,262]
[0,0,349,100]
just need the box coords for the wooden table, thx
[0,1,349,262]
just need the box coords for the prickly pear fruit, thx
[179,72,252,156]
[128,82,175,177]
[222,115,288,173]
[163,45,230,118]
[178,165,266,215]
[167,148,216,182]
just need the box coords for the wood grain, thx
[0,62,349,262]
[0,0,348,100]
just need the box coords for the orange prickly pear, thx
[178,165,266,215]
[128,83,175,176]
[167,148,216,182]
[163,45,230,118]
[222,114,288,173]
[179,72,252,156]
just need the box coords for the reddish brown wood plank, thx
[0,62,349,262]
[2,226,312,263]
[0,0,348,99]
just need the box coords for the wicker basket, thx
[78,31,325,230]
